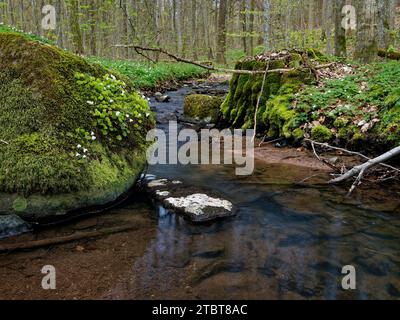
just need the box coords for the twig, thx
[258,137,283,147]
[252,60,270,142]
[0,139,9,145]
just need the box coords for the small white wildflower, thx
[76,153,81,157]
[126,114,130,118]
[82,155,87,159]
[92,136,97,141]
[129,119,134,123]
[77,144,82,149]
[107,85,111,89]
[109,99,114,103]
[87,101,94,105]
[116,111,121,116]
[91,131,95,136]
[110,74,116,80]
[83,148,88,153]
[146,113,150,117]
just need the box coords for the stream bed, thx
[0,84,399,300]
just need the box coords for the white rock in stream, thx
[165,193,233,216]
[148,179,168,188]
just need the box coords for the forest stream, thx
[0,83,399,300]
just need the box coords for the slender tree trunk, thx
[69,0,84,55]
[354,0,378,63]
[216,0,228,64]
[334,0,346,57]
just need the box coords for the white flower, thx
[107,85,111,89]
[110,74,116,80]
[76,153,81,157]
[126,114,130,118]
[116,111,121,117]
[91,131,95,136]
[146,113,150,117]
[109,99,114,103]
[83,148,88,153]
[82,155,87,159]
[77,144,82,149]
[87,101,94,105]
[129,119,134,123]
[92,136,97,141]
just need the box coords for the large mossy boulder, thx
[0,33,154,220]
[221,50,321,137]
[184,94,225,123]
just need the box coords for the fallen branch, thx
[378,49,400,60]
[0,139,8,145]
[0,224,140,253]
[305,139,400,173]
[114,45,335,75]
[329,146,400,185]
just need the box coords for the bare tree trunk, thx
[334,0,346,57]
[69,0,84,55]
[216,0,228,64]
[354,0,378,63]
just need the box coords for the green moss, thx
[0,33,152,215]
[221,50,317,138]
[184,94,224,122]
[311,125,333,142]
[12,197,28,212]
[292,128,305,140]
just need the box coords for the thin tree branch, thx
[305,139,400,173]
[0,139,9,145]
[113,45,335,75]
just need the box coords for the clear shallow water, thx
[126,85,400,300]
[1,85,399,300]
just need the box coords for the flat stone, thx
[0,214,32,239]
[141,177,236,223]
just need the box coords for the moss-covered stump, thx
[221,50,319,137]
[184,94,225,123]
[0,33,154,220]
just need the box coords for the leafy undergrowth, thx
[88,57,209,90]
[293,61,400,150]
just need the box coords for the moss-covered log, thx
[221,50,317,137]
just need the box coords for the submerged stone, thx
[0,215,31,239]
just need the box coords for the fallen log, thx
[0,224,140,253]
[378,49,400,60]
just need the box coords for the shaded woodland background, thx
[0,0,400,64]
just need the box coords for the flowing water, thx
[0,84,399,300]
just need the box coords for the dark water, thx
[125,85,400,300]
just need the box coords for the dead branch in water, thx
[305,139,400,195]
[0,224,140,253]
[113,45,336,75]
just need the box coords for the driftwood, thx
[0,224,140,253]
[114,45,335,76]
[330,146,400,183]
[305,139,400,195]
